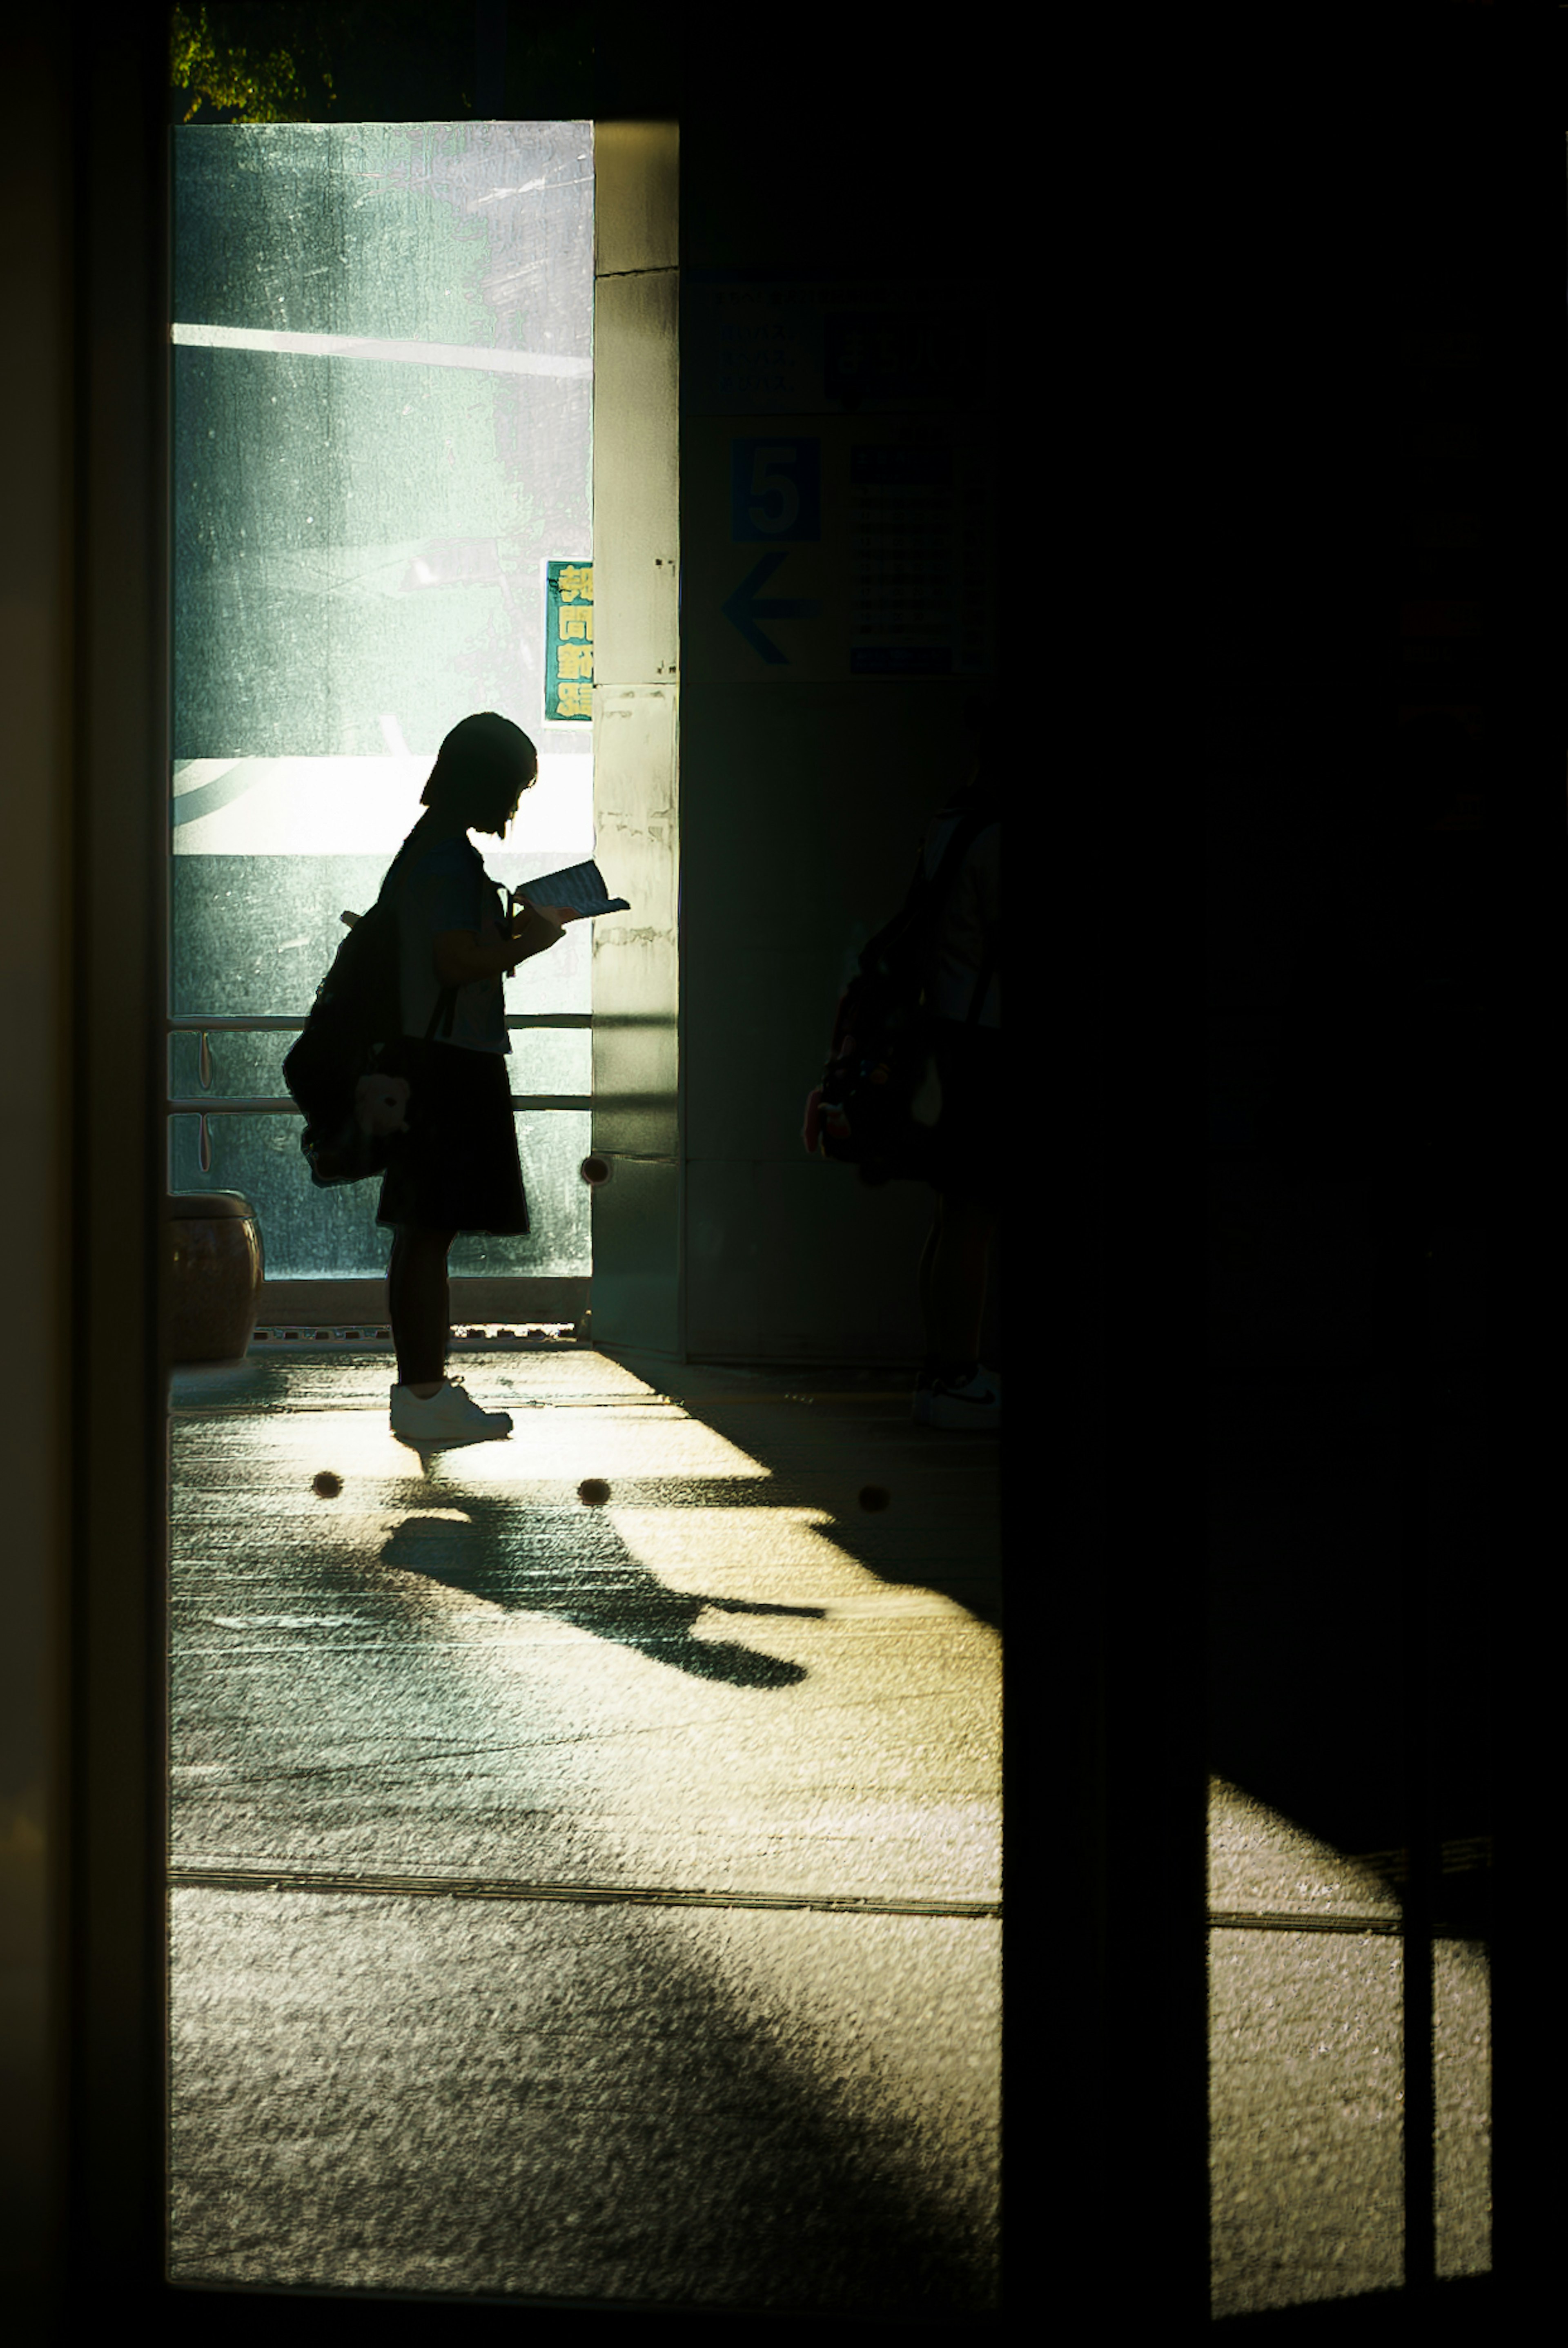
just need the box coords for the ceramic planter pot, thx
[168,1192,264,1366]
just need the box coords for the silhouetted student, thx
[378,712,581,1443]
[915,702,1002,1430]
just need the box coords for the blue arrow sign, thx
[721,551,822,664]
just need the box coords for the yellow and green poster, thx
[546,561,592,719]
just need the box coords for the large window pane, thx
[169,1026,591,1103]
[172,123,595,1282]
[170,1113,591,1281]
[173,122,592,765]
[171,846,593,1023]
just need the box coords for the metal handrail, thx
[163,1010,606,1165]
[168,1095,591,1114]
[166,1012,595,1030]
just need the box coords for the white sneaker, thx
[924,1366,1002,1432]
[912,1366,1002,1426]
[390,1377,513,1445]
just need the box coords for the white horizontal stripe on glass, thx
[171,323,590,377]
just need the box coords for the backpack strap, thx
[917,805,998,918]
[864,805,998,976]
[963,943,998,1028]
[383,829,461,1045]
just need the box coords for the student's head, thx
[420,712,539,836]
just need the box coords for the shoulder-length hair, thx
[419,712,537,832]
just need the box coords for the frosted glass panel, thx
[448,1108,592,1276]
[173,123,592,763]
[169,1026,591,1103]
[170,1113,591,1281]
[170,123,595,1282]
[171,858,592,1022]
[172,755,592,858]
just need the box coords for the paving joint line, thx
[166,1866,1000,1919]
[170,1394,923,1414]
[1209,1909,1489,1938]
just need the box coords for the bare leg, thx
[387,1224,456,1394]
[918,1202,942,1348]
[920,1191,996,1368]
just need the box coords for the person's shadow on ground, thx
[377,1479,821,1688]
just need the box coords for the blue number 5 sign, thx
[731,439,820,541]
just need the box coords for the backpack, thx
[282,840,458,1189]
[802,802,999,1188]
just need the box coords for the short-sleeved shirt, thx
[921,801,1000,1028]
[388,826,510,1055]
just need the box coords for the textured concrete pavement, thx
[165,1344,1003,2316]
[1205,1362,1492,2318]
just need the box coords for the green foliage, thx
[169,4,337,124]
[168,4,597,128]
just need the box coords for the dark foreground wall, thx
[3,6,1561,2341]
[673,36,1003,1365]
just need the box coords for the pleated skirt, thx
[374,1038,530,1235]
[927,1019,1004,1206]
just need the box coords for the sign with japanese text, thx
[681,277,995,684]
[683,417,992,681]
[546,560,592,719]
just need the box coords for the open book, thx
[508,859,630,919]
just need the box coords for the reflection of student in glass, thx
[379,712,580,1443]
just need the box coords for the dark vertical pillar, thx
[1479,47,1566,2325]
[1067,849,1210,2324]
[65,4,169,2321]
[1372,1184,1439,2299]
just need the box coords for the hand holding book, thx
[509,859,630,924]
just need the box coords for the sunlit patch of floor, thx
[1207,1777,1490,2317]
[167,1349,1002,2311]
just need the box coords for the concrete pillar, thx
[589,123,683,1358]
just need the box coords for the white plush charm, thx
[354,1072,411,1137]
[909,1056,944,1126]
